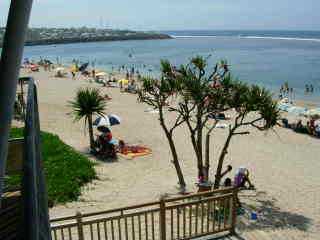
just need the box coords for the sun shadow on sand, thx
[80,148,119,163]
[237,191,312,232]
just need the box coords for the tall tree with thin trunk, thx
[69,87,106,150]
[166,56,230,181]
[213,78,279,188]
[138,60,186,191]
[159,56,279,188]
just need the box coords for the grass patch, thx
[10,127,96,206]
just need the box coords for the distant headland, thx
[0,27,171,47]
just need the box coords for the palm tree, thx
[69,87,106,150]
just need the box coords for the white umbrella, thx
[108,114,121,125]
[93,115,110,127]
[96,72,107,77]
[56,67,65,72]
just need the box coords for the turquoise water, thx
[22,30,320,104]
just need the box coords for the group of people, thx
[38,58,54,71]
[198,165,255,191]
[282,118,320,137]
[279,83,294,102]
[120,79,138,93]
[93,127,117,159]
[305,84,315,94]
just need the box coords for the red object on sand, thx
[30,64,39,72]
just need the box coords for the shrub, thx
[10,127,96,206]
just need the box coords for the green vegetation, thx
[0,27,170,47]
[69,87,106,150]
[10,127,96,206]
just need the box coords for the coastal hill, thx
[0,27,171,47]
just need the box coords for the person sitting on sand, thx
[95,127,117,158]
[71,71,76,80]
[234,167,255,190]
[281,118,290,128]
[293,120,307,133]
[315,124,320,138]
[307,119,316,135]
[126,80,137,93]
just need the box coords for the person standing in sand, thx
[92,69,96,79]
[71,70,76,80]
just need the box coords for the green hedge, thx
[10,127,96,206]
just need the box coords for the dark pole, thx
[0,0,33,200]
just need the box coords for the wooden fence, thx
[50,188,237,240]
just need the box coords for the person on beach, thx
[279,86,283,99]
[307,119,316,135]
[71,71,76,80]
[94,127,116,158]
[234,167,255,189]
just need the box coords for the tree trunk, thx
[186,119,202,178]
[204,132,210,182]
[159,107,186,190]
[213,129,234,189]
[167,133,186,189]
[196,110,203,177]
[204,123,216,182]
[88,114,95,150]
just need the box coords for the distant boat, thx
[128,53,133,58]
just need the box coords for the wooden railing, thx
[1,77,52,240]
[50,187,237,240]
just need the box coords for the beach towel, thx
[118,145,152,159]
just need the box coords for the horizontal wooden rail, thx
[51,222,78,230]
[51,200,160,223]
[164,187,235,203]
[81,208,161,226]
[165,193,233,210]
[50,187,238,240]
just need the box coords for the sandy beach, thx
[15,68,320,239]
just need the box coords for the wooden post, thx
[76,212,85,240]
[230,189,237,234]
[159,197,166,240]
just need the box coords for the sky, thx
[0,0,320,31]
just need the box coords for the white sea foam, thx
[170,35,320,42]
[170,35,218,38]
[239,36,320,42]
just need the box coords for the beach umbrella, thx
[118,79,129,85]
[93,115,111,127]
[79,62,89,72]
[286,106,308,116]
[108,114,121,126]
[277,103,292,112]
[96,72,107,77]
[56,67,65,72]
[93,114,121,127]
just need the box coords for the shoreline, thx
[61,63,320,108]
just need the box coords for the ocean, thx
[22,30,320,103]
